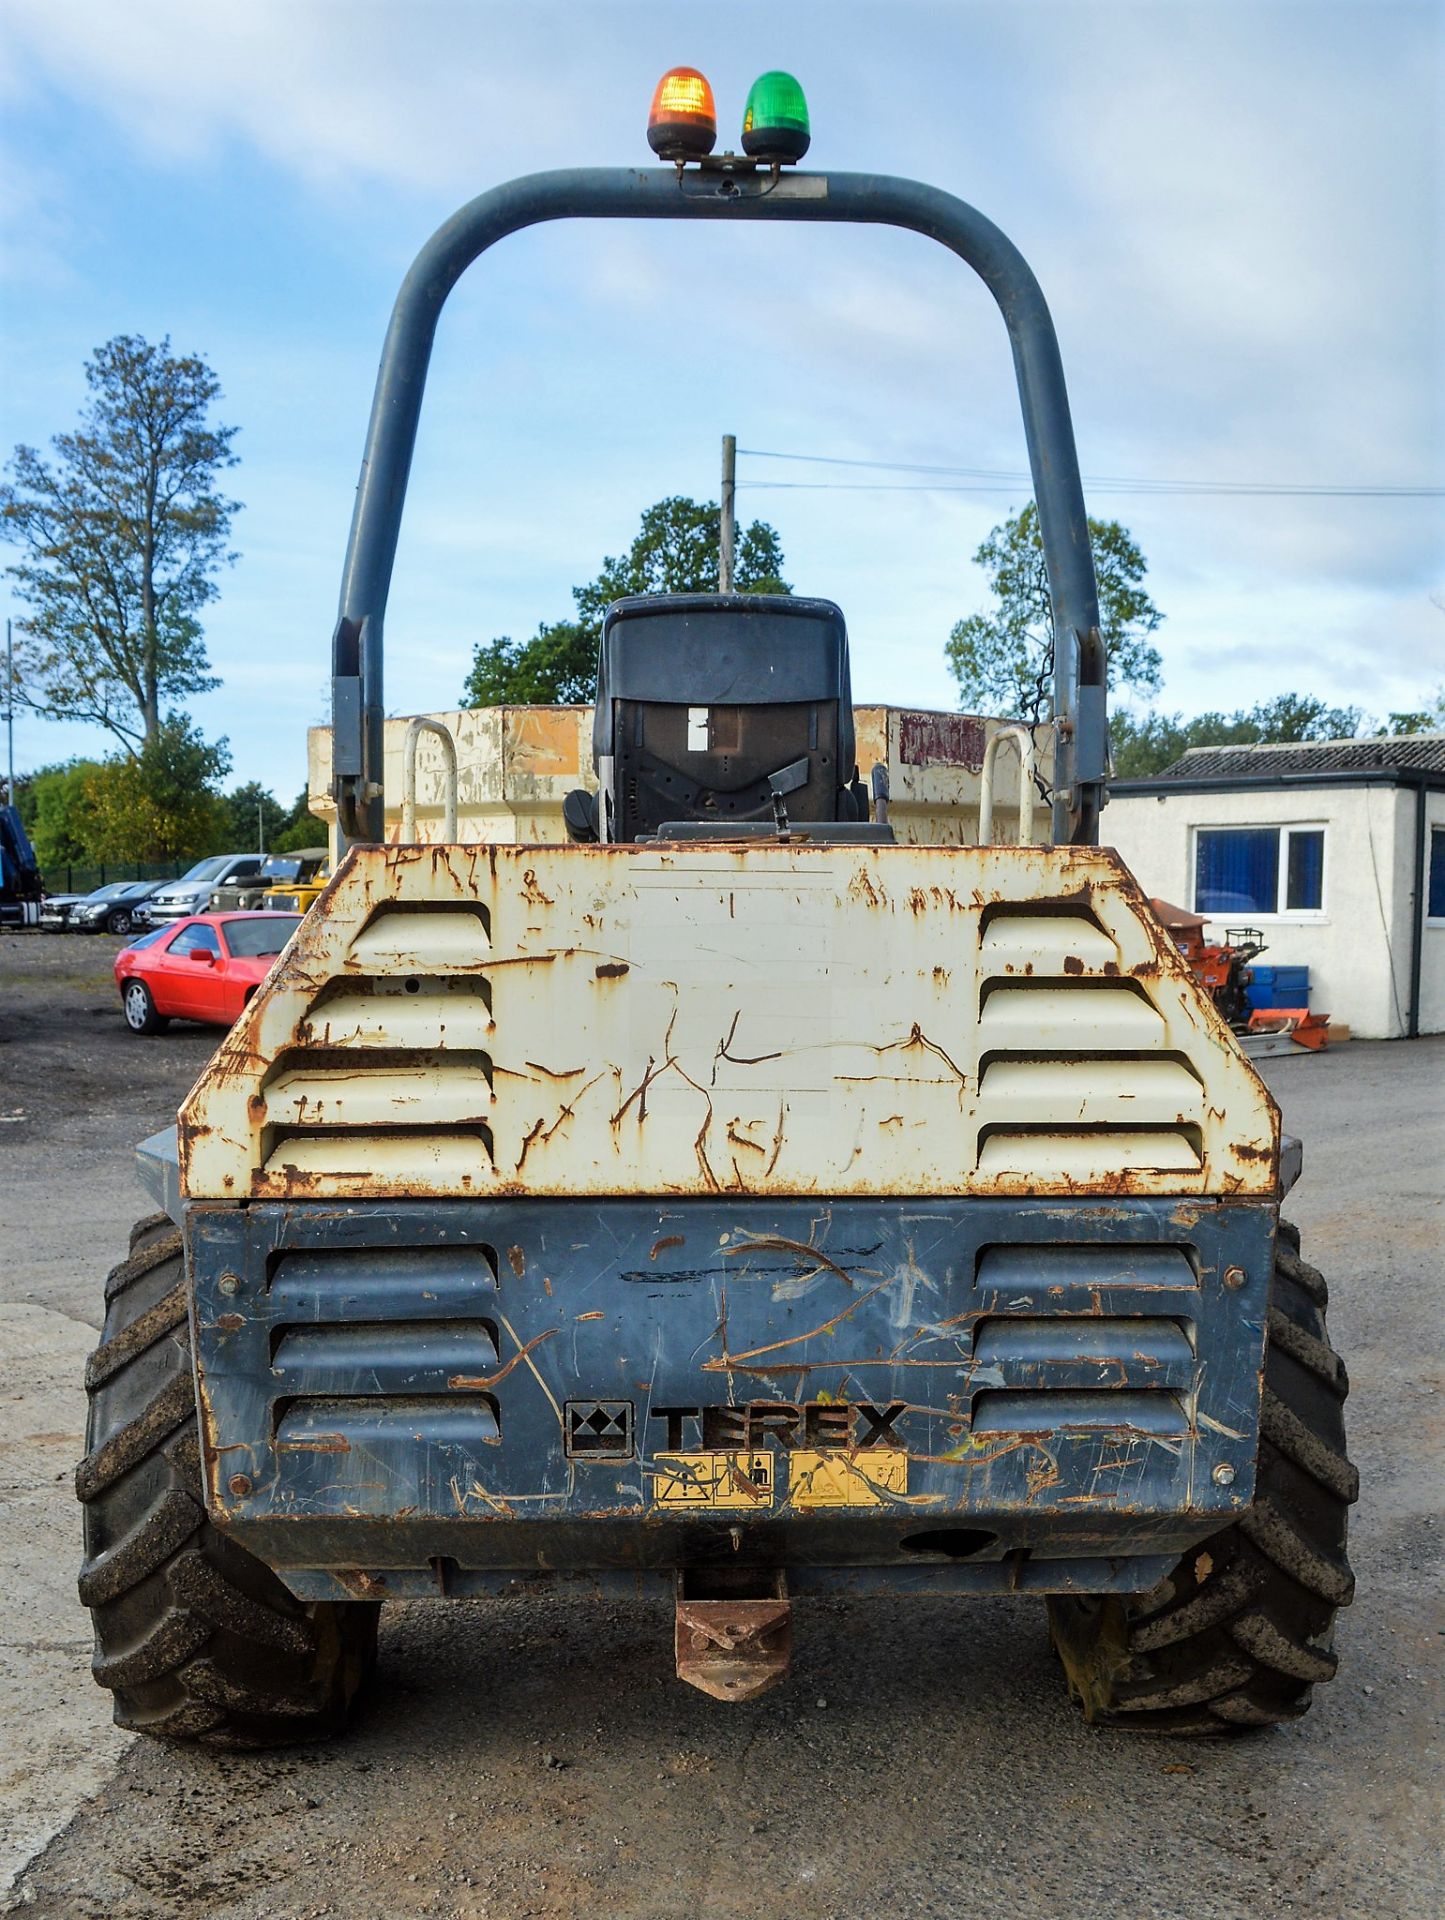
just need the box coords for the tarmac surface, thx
[1,929,1441,1919]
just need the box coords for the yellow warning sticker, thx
[652,1451,775,1509]
[787,1449,908,1509]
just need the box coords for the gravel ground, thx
[1,929,1441,1920]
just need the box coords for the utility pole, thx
[5,619,13,807]
[719,433,736,594]
[257,796,265,855]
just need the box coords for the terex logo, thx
[650,1401,906,1451]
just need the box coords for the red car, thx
[115,912,302,1035]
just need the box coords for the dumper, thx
[78,69,1354,1744]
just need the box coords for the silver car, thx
[135,854,269,926]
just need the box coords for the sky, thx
[1,0,1441,801]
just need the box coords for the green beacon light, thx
[741,70,811,164]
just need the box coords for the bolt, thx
[228,1473,253,1497]
[1212,1463,1236,1487]
[1223,1266,1246,1290]
[218,1272,240,1296]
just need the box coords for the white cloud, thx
[2,0,1440,797]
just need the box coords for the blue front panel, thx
[188,1197,1273,1587]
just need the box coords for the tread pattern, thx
[1048,1220,1356,1733]
[104,1232,184,1304]
[128,1212,174,1253]
[85,1281,188,1389]
[77,1218,379,1748]
[1266,1307,1347,1394]
[78,1488,201,1607]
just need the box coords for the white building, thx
[1105,735,1445,1040]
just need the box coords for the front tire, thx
[1048,1223,1357,1732]
[106,907,134,935]
[121,979,167,1034]
[77,1217,379,1747]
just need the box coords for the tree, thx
[462,496,789,706]
[1247,693,1364,742]
[21,760,105,867]
[222,780,289,853]
[273,786,328,852]
[946,503,1163,715]
[1109,694,1366,778]
[81,718,231,862]
[1,335,239,752]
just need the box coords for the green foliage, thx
[570,497,788,625]
[946,503,1163,714]
[464,622,597,708]
[1,334,239,751]
[1109,694,1366,778]
[23,760,105,867]
[462,496,789,707]
[272,787,328,852]
[222,780,289,853]
[81,718,232,862]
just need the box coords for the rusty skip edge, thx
[185,1191,1275,1601]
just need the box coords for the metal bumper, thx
[187,1195,1273,1604]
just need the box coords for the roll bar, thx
[332,166,1106,847]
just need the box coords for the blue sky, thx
[1,0,1441,800]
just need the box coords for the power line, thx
[736,447,1445,499]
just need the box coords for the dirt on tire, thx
[77,1216,379,1747]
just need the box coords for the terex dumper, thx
[78,71,1355,1744]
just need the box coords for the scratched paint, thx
[188,1192,1274,1597]
[178,843,1278,1204]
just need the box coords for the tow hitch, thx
[675,1568,792,1702]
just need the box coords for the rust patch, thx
[1062,954,1084,975]
[898,710,986,769]
[215,1313,245,1333]
[722,1233,858,1290]
[675,1578,792,1703]
[336,1569,389,1599]
[726,1121,768,1157]
[713,1009,782,1076]
[507,1244,526,1277]
[514,1117,546,1175]
[847,868,886,909]
[449,1326,557,1392]
[594,961,629,979]
[651,1235,685,1259]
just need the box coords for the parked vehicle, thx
[210,847,329,913]
[47,878,166,935]
[0,805,42,929]
[38,891,88,931]
[77,82,1355,1749]
[114,912,302,1034]
[134,853,269,926]
[263,847,330,913]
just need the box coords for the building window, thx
[1429,827,1445,922]
[1195,825,1325,916]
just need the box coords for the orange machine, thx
[1150,900,1265,1029]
